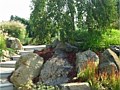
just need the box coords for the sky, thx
[0,0,31,22]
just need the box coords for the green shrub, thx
[0,34,6,56]
[74,29,120,51]
[0,21,26,43]
[0,34,6,50]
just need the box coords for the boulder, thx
[76,50,99,73]
[65,43,78,53]
[54,42,78,53]
[99,49,120,73]
[40,56,73,85]
[6,37,23,50]
[99,62,117,74]
[110,45,120,58]
[54,49,67,58]
[10,53,44,88]
[51,39,60,48]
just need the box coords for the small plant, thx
[77,59,120,90]
[0,34,6,51]
[18,80,34,90]
[32,82,60,90]
[77,60,97,82]
[90,71,120,90]
[0,34,6,61]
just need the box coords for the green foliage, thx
[10,15,32,37]
[89,72,120,90]
[0,21,26,43]
[18,80,34,90]
[30,0,118,44]
[18,80,59,90]
[33,82,60,90]
[77,59,120,90]
[77,0,118,32]
[0,34,6,61]
[30,0,77,44]
[74,29,120,51]
[77,60,97,82]
[0,34,6,50]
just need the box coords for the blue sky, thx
[0,0,31,22]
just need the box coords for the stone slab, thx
[0,61,16,68]
[59,82,91,90]
[23,45,46,51]
[11,55,20,61]
[0,82,14,90]
[19,50,33,56]
[0,68,15,78]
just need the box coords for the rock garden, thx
[7,39,120,90]
[0,1,120,89]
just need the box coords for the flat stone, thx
[0,67,14,78]
[23,45,46,51]
[19,50,33,56]
[59,82,91,90]
[11,55,21,61]
[0,61,16,68]
[0,82,14,90]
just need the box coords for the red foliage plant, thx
[34,48,54,62]
[66,52,77,82]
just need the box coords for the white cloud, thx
[0,0,31,22]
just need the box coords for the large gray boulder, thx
[76,50,99,73]
[99,49,120,73]
[40,56,73,85]
[10,53,44,88]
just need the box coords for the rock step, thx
[11,55,20,61]
[23,45,46,51]
[19,50,33,56]
[0,61,16,68]
[0,67,15,79]
[60,82,91,90]
[0,82,14,90]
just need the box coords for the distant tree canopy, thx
[30,0,118,44]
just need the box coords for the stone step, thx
[0,61,16,68]
[0,82,14,90]
[0,67,15,79]
[60,82,90,90]
[11,55,20,61]
[23,45,46,51]
[19,50,33,56]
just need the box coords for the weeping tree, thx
[30,0,118,44]
[85,0,117,31]
[30,0,77,44]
